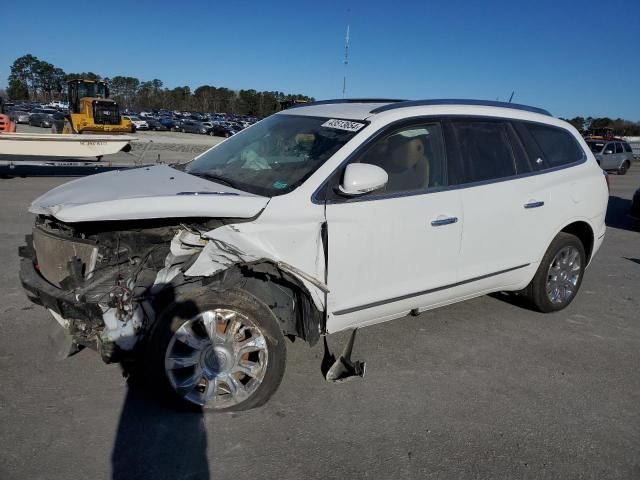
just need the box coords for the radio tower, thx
[342,24,350,98]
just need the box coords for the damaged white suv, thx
[20,99,608,411]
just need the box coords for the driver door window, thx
[354,122,447,195]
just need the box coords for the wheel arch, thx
[158,261,324,347]
[237,268,323,346]
[558,220,595,264]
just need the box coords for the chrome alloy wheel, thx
[164,308,268,408]
[546,246,581,305]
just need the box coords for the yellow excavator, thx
[59,79,133,134]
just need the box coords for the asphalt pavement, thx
[0,165,638,479]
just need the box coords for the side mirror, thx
[339,163,388,196]
[604,149,613,155]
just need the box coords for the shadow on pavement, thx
[606,196,637,232]
[111,386,209,480]
[487,291,539,311]
[111,288,210,480]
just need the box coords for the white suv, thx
[20,99,608,411]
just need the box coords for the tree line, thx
[5,54,639,131]
[560,116,640,137]
[5,54,314,116]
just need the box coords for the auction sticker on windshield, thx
[321,119,366,132]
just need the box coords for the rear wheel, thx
[522,232,586,312]
[146,288,286,411]
[618,160,630,175]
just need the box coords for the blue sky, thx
[2,0,639,120]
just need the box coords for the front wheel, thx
[522,232,586,312]
[146,288,287,411]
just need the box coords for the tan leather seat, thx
[387,137,430,190]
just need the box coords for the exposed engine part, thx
[23,213,327,364]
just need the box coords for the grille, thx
[93,100,121,125]
[32,227,98,288]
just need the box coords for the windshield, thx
[586,141,605,154]
[184,114,362,196]
[76,82,107,99]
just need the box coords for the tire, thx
[618,161,630,175]
[522,232,586,313]
[145,287,286,412]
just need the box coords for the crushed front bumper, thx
[19,249,104,334]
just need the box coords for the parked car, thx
[159,117,178,131]
[28,108,59,128]
[209,122,237,137]
[145,118,169,131]
[19,99,608,412]
[9,109,30,124]
[123,115,149,131]
[227,121,245,131]
[586,138,634,175]
[180,120,209,134]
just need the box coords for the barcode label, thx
[321,119,366,132]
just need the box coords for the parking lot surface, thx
[0,165,638,479]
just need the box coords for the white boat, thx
[0,132,136,158]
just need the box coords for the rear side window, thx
[525,124,584,167]
[623,142,632,153]
[615,143,623,154]
[587,141,605,154]
[449,120,516,183]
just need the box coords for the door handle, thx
[431,216,458,227]
[524,200,545,209]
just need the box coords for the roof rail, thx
[287,98,406,109]
[369,99,551,116]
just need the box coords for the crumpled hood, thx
[29,165,270,222]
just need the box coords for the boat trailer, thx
[0,130,145,177]
[0,160,142,177]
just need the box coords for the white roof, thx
[277,99,554,123]
[279,102,393,121]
